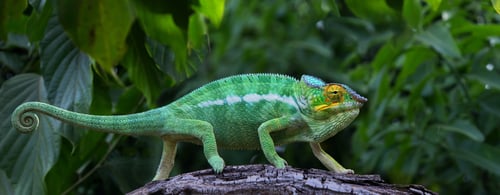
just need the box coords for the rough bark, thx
[128,164,436,195]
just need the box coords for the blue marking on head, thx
[339,84,368,103]
[301,75,326,88]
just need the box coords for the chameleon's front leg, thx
[258,116,293,168]
[153,137,177,180]
[309,142,354,174]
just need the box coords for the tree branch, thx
[128,164,436,194]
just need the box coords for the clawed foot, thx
[208,156,225,174]
[335,168,354,174]
[272,157,288,168]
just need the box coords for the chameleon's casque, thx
[11,74,367,180]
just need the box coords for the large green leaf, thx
[122,24,164,107]
[454,24,500,38]
[394,47,435,89]
[403,0,422,30]
[309,0,340,17]
[135,4,190,76]
[433,120,485,142]
[133,0,193,30]
[0,0,28,40]
[57,0,135,71]
[370,41,399,71]
[415,22,462,59]
[478,92,500,118]
[40,16,93,143]
[492,0,500,14]
[344,0,396,23]
[450,141,500,176]
[147,38,193,81]
[115,87,144,115]
[0,51,24,73]
[425,0,441,11]
[188,13,207,50]
[468,69,500,90]
[0,170,13,195]
[26,0,52,42]
[0,74,60,195]
[193,0,226,27]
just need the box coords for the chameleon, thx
[11,73,367,180]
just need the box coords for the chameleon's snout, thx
[349,90,367,104]
[336,84,367,105]
[355,94,368,104]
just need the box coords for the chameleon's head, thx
[297,75,367,120]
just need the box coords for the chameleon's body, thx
[11,74,367,180]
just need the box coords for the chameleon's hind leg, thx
[164,119,225,174]
[153,137,177,180]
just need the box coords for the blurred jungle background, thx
[1,0,500,194]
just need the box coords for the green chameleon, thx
[11,74,367,180]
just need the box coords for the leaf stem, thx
[62,135,122,195]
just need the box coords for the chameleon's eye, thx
[324,85,344,103]
[313,84,346,111]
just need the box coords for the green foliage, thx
[0,74,59,195]
[1,0,499,194]
[493,0,500,14]
[57,0,135,71]
[0,0,224,194]
[0,0,28,39]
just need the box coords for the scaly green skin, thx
[11,74,367,180]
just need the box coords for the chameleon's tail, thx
[11,102,167,136]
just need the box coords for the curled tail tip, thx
[11,105,40,134]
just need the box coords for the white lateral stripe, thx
[262,94,280,100]
[226,95,242,104]
[198,99,225,107]
[196,93,297,108]
[260,93,296,107]
[242,93,261,103]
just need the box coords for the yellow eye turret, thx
[325,84,344,103]
[313,84,346,111]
